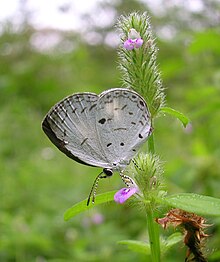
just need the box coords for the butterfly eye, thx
[103,168,113,177]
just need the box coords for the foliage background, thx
[1,0,219,261]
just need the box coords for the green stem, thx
[148,132,155,153]
[146,205,161,262]
[146,130,161,261]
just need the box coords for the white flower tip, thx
[128,28,141,39]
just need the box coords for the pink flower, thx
[124,38,144,50]
[114,186,139,204]
[123,28,143,50]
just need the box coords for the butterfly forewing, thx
[42,93,110,167]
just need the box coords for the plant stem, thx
[148,132,155,153]
[146,131,161,261]
[146,205,161,262]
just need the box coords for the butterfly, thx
[42,88,152,204]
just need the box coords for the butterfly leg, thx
[131,159,143,171]
[120,171,137,188]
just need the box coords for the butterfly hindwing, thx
[95,89,152,167]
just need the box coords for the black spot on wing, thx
[139,100,144,107]
[81,107,87,113]
[89,104,97,111]
[81,137,88,145]
[98,118,106,124]
[139,134,143,139]
[114,127,127,131]
[121,104,127,110]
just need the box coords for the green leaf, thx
[159,232,182,255]
[64,190,117,221]
[164,193,220,216]
[160,107,190,127]
[118,240,151,255]
[163,232,182,251]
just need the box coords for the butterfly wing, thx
[95,88,152,168]
[42,93,111,168]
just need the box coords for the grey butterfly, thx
[42,88,152,204]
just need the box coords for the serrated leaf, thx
[164,193,220,216]
[160,107,189,127]
[64,190,116,221]
[118,240,151,255]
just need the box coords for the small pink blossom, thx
[123,28,143,50]
[124,38,144,50]
[114,186,138,204]
[135,38,144,48]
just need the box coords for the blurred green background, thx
[1,0,219,261]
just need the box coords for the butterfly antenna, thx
[87,171,105,206]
